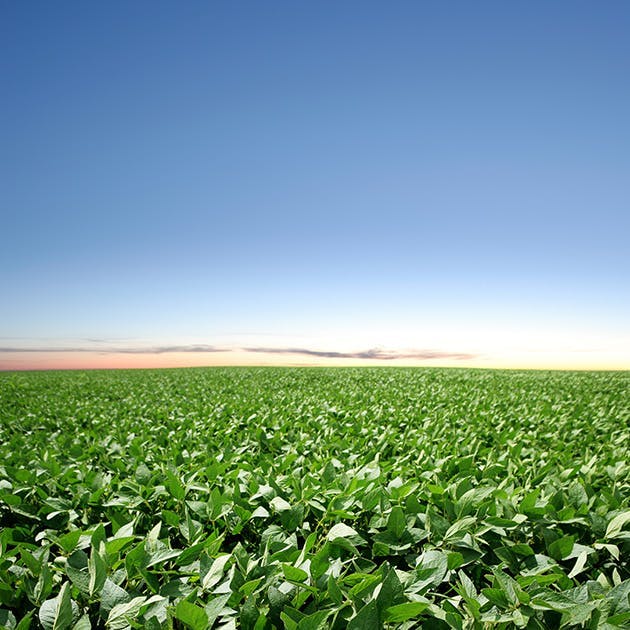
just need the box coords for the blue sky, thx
[2,2,629,369]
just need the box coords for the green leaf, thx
[492,568,519,607]
[135,463,151,484]
[605,510,630,539]
[327,575,344,605]
[176,541,207,566]
[384,602,429,622]
[105,597,146,629]
[606,580,630,617]
[16,611,35,630]
[145,547,181,568]
[548,535,574,560]
[594,542,620,560]
[296,610,329,630]
[88,548,106,597]
[446,610,464,629]
[375,566,404,615]
[532,590,580,612]
[327,523,359,540]
[282,564,309,583]
[447,551,464,570]
[72,615,91,630]
[0,609,17,630]
[270,496,291,512]
[310,545,330,580]
[99,580,130,615]
[608,611,630,626]
[414,550,449,591]
[280,612,299,630]
[174,601,209,630]
[458,570,476,599]
[38,583,75,630]
[348,573,380,600]
[204,594,231,627]
[201,554,231,591]
[387,506,406,539]
[57,531,82,554]
[249,506,270,519]
[90,525,106,550]
[567,550,589,579]
[104,536,135,557]
[240,596,259,630]
[520,489,541,513]
[34,558,53,604]
[268,585,291,614]
[65,551,89,595]
[348,601,379,630]
[511,543,535,557]
[559,602,596,628]
[456,486,494,517]
[482,587,510,610]
[444,516,476,540]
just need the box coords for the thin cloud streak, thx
[0,344,476,361]
[243,347,477,360]
[0,345,226,354]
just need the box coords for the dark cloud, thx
[243,347,476,361]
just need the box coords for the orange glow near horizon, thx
[1,348,628,372]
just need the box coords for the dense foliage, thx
[0,367,628,629]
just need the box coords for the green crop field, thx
[0,367,628,629]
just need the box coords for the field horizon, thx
[2,364,629,375]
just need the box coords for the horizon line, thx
[1,363,628,374]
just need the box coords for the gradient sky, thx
[2,1,629,370]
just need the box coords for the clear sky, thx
[2,1,629,371]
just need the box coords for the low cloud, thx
[0,344,476,361]
[243,347,476,361]
[117,345,226,354]
[0,345,226,354]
